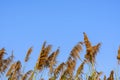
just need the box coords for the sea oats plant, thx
[0,32,120,80]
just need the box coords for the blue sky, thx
[0,0,120,78]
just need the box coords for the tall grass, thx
[0,32,120,80]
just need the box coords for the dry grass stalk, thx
[95,71,103,80]
[47,48,59,73]
[60,72,72,80]
[25,47,33,62]
[0,48,6,61]
[85,44,101,64]
[54,62,65,78]
[28,71,34,80]
[83,32,92,49]
[67,57,76,73]
[92,43,101,56]
[14,61,22,72]
[84,32,94,63]
[84,32,101,64]
[0,52,14,75]
[0,54,14,73]
[21,70,33,80]
[91,43,101,63]
[117,46,120,64]
[42,41,46,50]
[0,48,6,72]
[75,62,85,78]
[6,63,16,76]
[14,61,22,79]
[61,57,76,79]
[107,70,114,80]
[92,43,101,55]
[88,71,102,80]
[70,42,82,60]
[7,61,22,80]
[35,42,52,71]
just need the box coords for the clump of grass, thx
[0,32,119,80]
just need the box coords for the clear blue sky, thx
[0,0,120,78]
